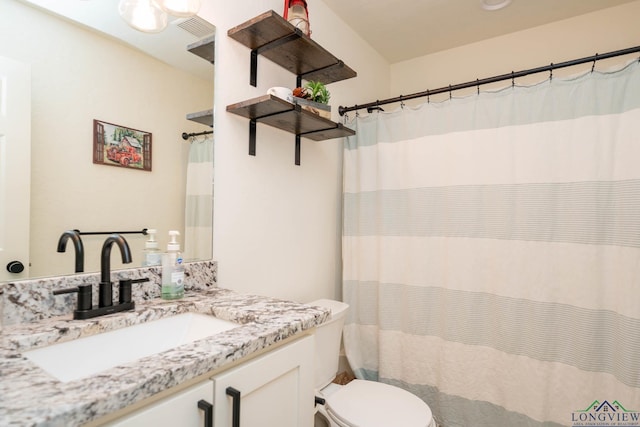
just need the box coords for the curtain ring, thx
[449,84,452,100]
[591,53,598,73]
[476,79,480,95]
[511,71,515,88]
[399,95,405,109]
[549,63,553,81]
[427,90,430,104]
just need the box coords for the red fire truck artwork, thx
[107,136,142,167]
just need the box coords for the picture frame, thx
[93,119,152,171]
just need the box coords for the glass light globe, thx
[157,0,201,18]
[118,0,168,33]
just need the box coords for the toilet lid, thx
[325,380,433,427]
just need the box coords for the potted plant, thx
[292,81,331,119]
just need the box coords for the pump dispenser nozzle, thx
[145,229,158,249]
[141,228,161,267]
[167,230,180,252]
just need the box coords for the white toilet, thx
[311,299,436,427]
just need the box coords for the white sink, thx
[24,313,239,382]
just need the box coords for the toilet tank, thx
[309,299,349,389]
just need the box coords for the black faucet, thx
[53,233,149,320]
[99,233,132,308]
[56,230,84,273]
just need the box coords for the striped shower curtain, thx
[183,136,213,261]
[342,61,640,427]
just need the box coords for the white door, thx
[0,56,31,281]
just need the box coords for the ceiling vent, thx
[174,15,216,38]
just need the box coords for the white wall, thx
[1,0,213,277]
[198,1,389,303]
[390,1,640,106]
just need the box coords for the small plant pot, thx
[293,97,331,119]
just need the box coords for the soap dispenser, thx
[161,230,184,300]
[141,229,162,267]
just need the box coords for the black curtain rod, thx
[338,45,640,116]
[182,130,213,140]
[74,229,148,236]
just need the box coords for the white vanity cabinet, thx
[103,380,214,426]
[104,335,314,427]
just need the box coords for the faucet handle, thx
[118,277,150,304]
[54,284,92,312]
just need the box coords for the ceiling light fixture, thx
[118,0,167,33]
[480,0,512,11]
[118,0,201,33]
[158,0,201,18]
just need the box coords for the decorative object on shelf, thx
[304,80,331,104]
[93,119,152,171]
[283,0,310,36]
[267,86,294,102]
[292,81,331,119]
[118,0,201,33]
[293,97,331,120]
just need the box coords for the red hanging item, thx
[283,0,310,36]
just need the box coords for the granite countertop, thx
[0,288,330,427]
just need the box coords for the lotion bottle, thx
[161,230,184,300]
[141,229,162,267]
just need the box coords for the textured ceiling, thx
[321,0,638,63]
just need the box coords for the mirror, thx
[0,0,215,281]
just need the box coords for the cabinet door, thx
[105,380,213,427]
[213,335,314,427]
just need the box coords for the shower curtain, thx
[342,61,640,427]
[183,136,213,261]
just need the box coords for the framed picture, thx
[93,119,152,171]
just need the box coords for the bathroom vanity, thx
[101,335,314,426]
[0,272,329,426]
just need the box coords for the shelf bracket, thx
[250,50,258,87]
[250,30,302,87]
[249,119,256,155]
[295,134,301,165]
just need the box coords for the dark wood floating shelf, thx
[227,95,355,164]
[186,109,214,127]
[228,10,357,86]
[187,34,215,64]
[186,35,215,128]
[227,95,354,139]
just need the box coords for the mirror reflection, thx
[0,0,215,282]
